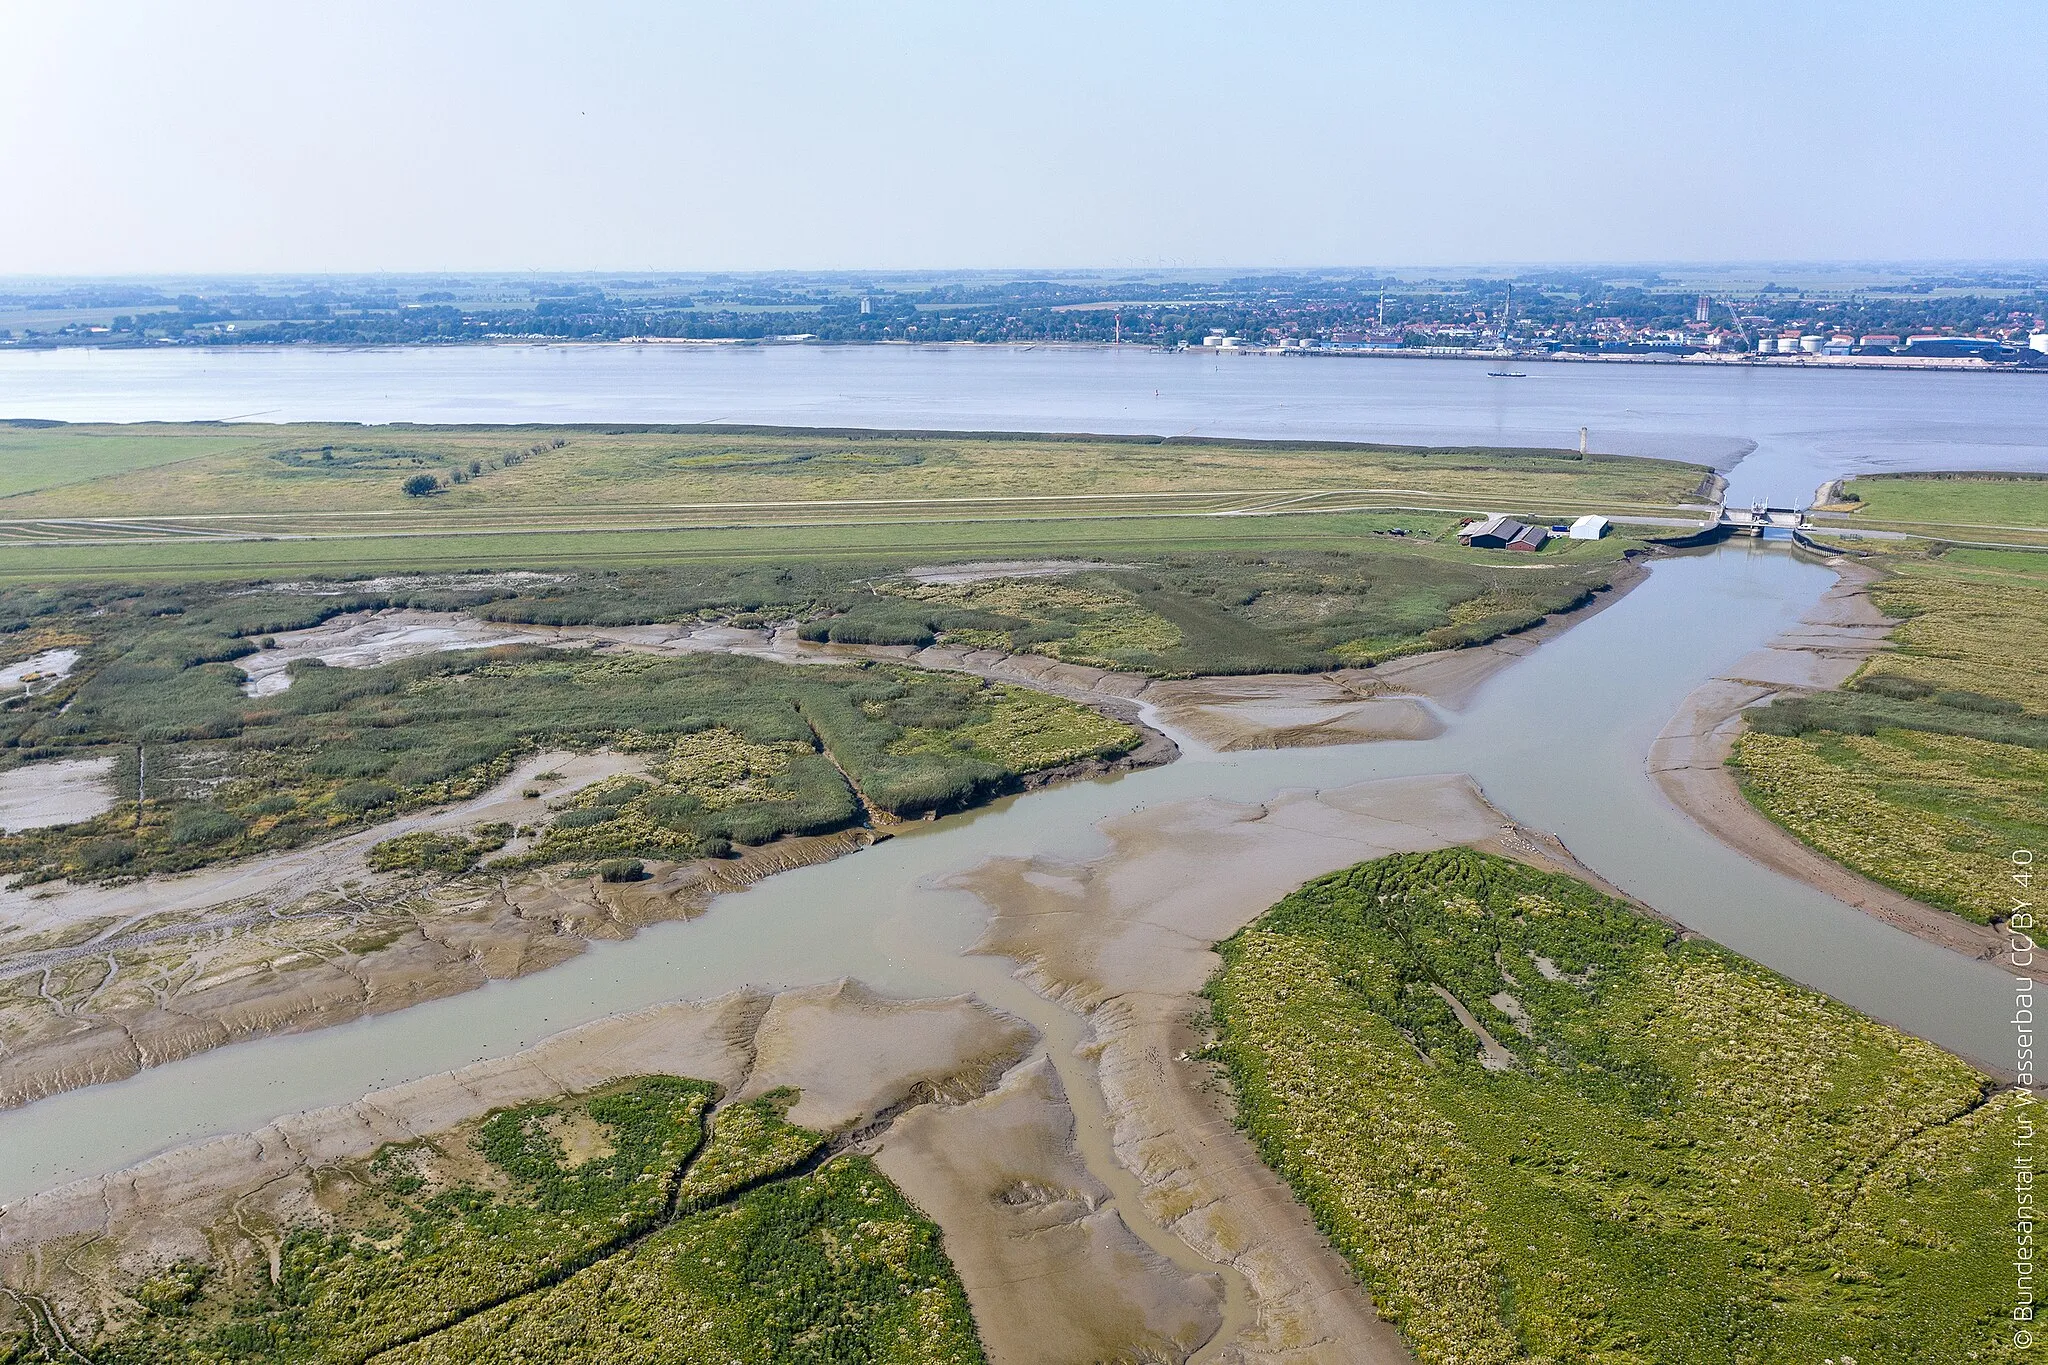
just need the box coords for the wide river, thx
[5,343,2048,503]
[0,347,2044,1201]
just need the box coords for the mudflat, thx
[0,756,116,833]
[947,774,1577,1361]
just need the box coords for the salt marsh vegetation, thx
[1733,553,2048,923]
[5,1076,982,1364]
[1205,849,2013,1364]
[0,584,1140,884]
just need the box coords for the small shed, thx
[1460,514,1549,551]
[1569,514,1610,540]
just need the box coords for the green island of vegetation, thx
[1732,544,2048,923]
[1205,848,2016,1364]
[0,574,1146,883]
[2,1076,982,1364]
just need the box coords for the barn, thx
[1459,514,1549,551]
[1569,514,1610,540]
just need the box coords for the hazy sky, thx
[4,2,2043,274]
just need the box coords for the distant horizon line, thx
[6,259,2048,285]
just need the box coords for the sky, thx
[3,2,2044,275]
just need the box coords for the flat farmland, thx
[0,422,1709,580]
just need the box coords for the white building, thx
[1568,514,1610,540]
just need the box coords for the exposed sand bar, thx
[925,775,1576,1362]
[1647,556,2036,978]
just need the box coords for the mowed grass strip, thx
[0,510,1631,584]
[1206,849,2013,1365]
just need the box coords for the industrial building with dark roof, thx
[1459,514,1549,551]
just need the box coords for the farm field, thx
[1732,548,2048,922]
[0,421,1705,579]
[1204,848,2014,1365]
[6,1075,984,1364]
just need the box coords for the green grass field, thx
[1206,849,2015,1365]
[1832,472,2048,538]
[0,422,1704,582]
[0,509,1637,583]
[0,425,278,498]
[0,422,1712,515]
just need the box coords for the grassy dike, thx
[1205,849,2015,1364]
[0,422,1710,516]
[8,1077,982,1364]
[1830,472,2048,541]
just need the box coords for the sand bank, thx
[877,1056,1223,1363]
[0,649,78,697]
[1647,556,2037,978]
[904,558,1137,585]
[946,774,1577,1362]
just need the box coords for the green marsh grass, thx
[1206,849,2014,1364]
